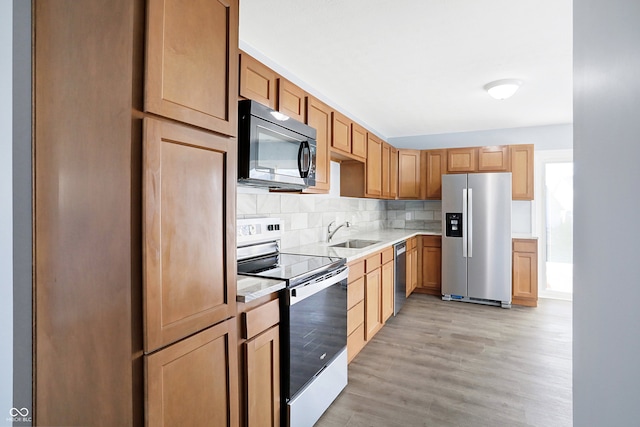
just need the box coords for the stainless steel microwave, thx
[238,100,317,190]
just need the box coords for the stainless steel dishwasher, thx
[394,241,407,315]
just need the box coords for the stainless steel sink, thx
[329,239,380,249]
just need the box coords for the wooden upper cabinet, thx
[239,52,277,109]
[145,319,239,427]
[332,111,352,154]
[398,149,421,199]
[305,96,331,193]
[143,118,237,353]
[365,134,382,197]
[478,145,510,172]
[447,147,478,173]
[381,143,398,200]
[511,144,534,200]
[422,149,446,200]
[351,123,367,160]
[381,143,391,199]
[278,78,306,122]
[145,0,239,136]
[390,147,398,199]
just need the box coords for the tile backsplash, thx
[237,191,387,249]
[237,193,444,250]
[386,200,443,231]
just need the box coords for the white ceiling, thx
[239,0,573,140]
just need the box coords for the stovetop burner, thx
[238,252,345,287]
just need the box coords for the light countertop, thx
[287,229,442,263]
[236,275,286,303]
[236,228,538,301]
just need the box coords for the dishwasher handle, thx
[395,241,406,255]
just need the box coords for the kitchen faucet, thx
[327,220,351,242]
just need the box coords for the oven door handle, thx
[289,266,349,306]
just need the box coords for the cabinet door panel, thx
[245,325,280,427]
[398,149,421,199]
[143,118,236,352]
[478,145,510,171]
[390,147,398,199]
[278,78,305,122]
[305,97,331,193]
[447,147,477,173]
[512,238,538,306]
[332,111,352,154]
[511,144,534,200]
[239,52,277,108]
[423,149,446,199]
[366,134,382,197]
[365,269,382,341]
[351,123,367,159]
[146,319,239,427]
[382,143,391,199]
[146,0,238,135]
[381,261,394,322]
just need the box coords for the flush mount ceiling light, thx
[484,79,523,100]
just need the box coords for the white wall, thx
[0,0,13,422]
[389,123,573,151]
[574,0,640,425]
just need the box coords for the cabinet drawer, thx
[408,237,416,250]
[348,276,365,309]
[365,252,382,273]
[347,300,365,336]
[381,246,394,264]
[242,298,280,340]
[348,259,365,282]
[513,239,537,253]
[422,235,442,247]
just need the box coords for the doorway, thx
[536,150,573,300]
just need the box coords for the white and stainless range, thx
[237,218,348,427]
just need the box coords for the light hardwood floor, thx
[317,294,572,427]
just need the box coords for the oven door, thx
[240,114,317,189]
[284,266,348,400]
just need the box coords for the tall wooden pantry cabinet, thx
[34,0,240,425]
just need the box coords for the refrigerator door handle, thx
[462,188,467,258]
[468,188,473,258]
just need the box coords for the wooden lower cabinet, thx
[406,237,419,296]
[512,238,539,307]
[238,296,281,426]
[145,318,239,427]
[347,260,366,362]
[365,267,383,341]
[416,235,442,296]
[245,325,280,427]
[381,249,395,322]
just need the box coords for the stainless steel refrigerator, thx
[441,172,512,308]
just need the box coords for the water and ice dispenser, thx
[445,213,463,238]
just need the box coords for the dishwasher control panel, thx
[445,213,463,238]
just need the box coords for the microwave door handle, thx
[298,141,310,178]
